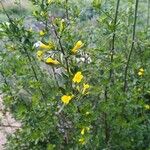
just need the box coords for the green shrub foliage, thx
[0,0,150,149]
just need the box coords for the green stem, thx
[51,22,70,75]
[109,0,120,84]
[23,47,45,100]
[147,0,150,33]
[123,0,139,92]
[65,0,69,21]
[104,87,110,144]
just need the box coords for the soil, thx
[0,95,21,150]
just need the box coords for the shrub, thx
[0,0,150,149]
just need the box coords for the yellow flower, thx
[138,68,144,76]
[71,40,84,54]
[34,41,55,50]
[139,68,144,72]
[138,71,144,76]
[79,137,85,145]
[39,30,46,36]
[86,112,90,115]
[81,128,85,135]
[61,95,73,105]
[39,42,52,49]
[45,58,60,65]
[144,104,150,110]
[82,83,90,94]
[36,50,43,60]
[72,71,83,83]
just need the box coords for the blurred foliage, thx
[0,0,150,149]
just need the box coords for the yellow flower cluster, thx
[36,50,60,65]
[72,72,90,95]
[71,40,84,54]
[38,42,90,106]
[138,68,144,76]
[35,41,58,64]
[46,58,60,65]
[61,95,74,105]
[79,127,90,145]
[72,71,83,83]
[60,72,90,105]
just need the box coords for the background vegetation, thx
[0,0,150,149]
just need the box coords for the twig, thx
[123,0,139,92]
[103,1,120,144]
[147,0,150,33]
[65,0,69,21]
[23,47,45,99]
[51,22,70,74]
[109,0,120,84]
[104,88,110,144]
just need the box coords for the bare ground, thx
[0,95,21,150]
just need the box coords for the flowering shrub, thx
[0,0,150,149]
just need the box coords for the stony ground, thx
[0,95,21,150]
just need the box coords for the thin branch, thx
[51,22,70,74]
[109,0,120,84]
[23,47,46,100]
[65,0,69,21]
[123,0,139,92]
[100,9,113,20]
[104,88,110,144]
[103,1,120,144]
[147,0,150,33]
